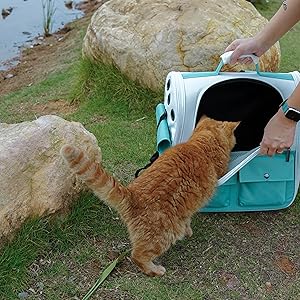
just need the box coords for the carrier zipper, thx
[218,147,260,186]
[219,146,293,186]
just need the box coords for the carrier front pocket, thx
[238,152,295,207]
[204,174,238,209]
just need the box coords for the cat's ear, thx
[199,114,208,122]
[194,114,209,129]
[223,121,240,134]
[231,121,240,130]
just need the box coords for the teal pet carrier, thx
[155,51,300,212]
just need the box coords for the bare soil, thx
[11,99,79,117]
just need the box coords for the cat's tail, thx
[60,145,131,209]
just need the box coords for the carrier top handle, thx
[215,51,260,75]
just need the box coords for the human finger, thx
[237,57,252,65]
[243,57,253,65]
[276,143,291,154]
[230,47,248,64]
[267,146,277,156]
[260,141,276,156]
[259,143,269,155]
[225,40,241,53]
[276,144,286,154]
[265,141,279,156]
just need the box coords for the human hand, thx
[260,109,296,156]
[225,36,269,65]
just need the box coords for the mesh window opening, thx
[196,78,283,151]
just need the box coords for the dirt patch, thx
[275,255,296,275]
[240,220,263,236]
[11,99,79,117]
[219,271,240,290]
[84,115,109,126]
[0,0,106,97]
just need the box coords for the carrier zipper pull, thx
[285,148,291,162]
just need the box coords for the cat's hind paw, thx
[147,264,166,277]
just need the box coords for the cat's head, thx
[220,121,240,149]
[197,117,239,150]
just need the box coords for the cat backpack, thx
[155,51,300,212]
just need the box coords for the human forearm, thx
[286,83,300,110]
[260,83,300,156]
[256,0,300,50]
[225,0,300,63]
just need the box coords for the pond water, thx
[0,0,84,70]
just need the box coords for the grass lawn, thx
[0,1,300,299]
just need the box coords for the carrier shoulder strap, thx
[134,151,159,178]
[134,111,168,178]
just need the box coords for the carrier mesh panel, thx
[196,78,283,151]
[228,151,253,171]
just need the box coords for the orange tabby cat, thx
[60,117,238,276]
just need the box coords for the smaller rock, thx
[22,31,31,36]
[0,115,100,242]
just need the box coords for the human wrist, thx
[286,97,300,111]
[278,102,299,124]
[254,32,273,54]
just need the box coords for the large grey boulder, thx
[0,115,101,241]
[82,0,281,91]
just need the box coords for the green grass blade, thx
[82,249,130,300]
